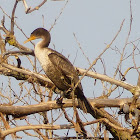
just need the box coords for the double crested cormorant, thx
[24,28,93,113]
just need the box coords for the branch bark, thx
[0,98,139,116]
[0,62,136,94]
[0,118,131,139]
[77,67,136,92]
[11,0,18,34]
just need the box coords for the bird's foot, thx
[56,96,64,104]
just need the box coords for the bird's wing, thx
[48,50,83,90]
[49,52,92,114]
[48,52,77,78]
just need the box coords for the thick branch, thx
[1,62,136,94]
[0,64,136,139]
[0,99,134,139]
[2,51,136,94]
[0,34,6,55]
[0,98,139,116]
[77,67,136,92]
[0,65,54,88]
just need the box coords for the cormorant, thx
[24,28,94,113]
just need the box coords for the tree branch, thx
[0,117,131,138]
[0,62,137,94]
[0,98,139,116]
[11,0,19,34]
[24,0,47,14]
[77,67,136,92]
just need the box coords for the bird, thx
[24,28,94,114]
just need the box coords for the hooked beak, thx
[24,35,36,44]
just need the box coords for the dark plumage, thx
[24,28,94,113]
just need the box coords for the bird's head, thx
[24,28,50,44]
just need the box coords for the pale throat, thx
[34,39,51,71]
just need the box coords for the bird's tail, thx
[76,87,95,114]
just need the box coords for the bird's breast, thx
[34,47,51,71]
[34,46,71,91]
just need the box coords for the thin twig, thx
[73,33,92,66]
[22,0,30,13]
[0,118,130,138]
[25,0,47,14]
[73,19,125,92]
[113,2,132,79]
[49,0,69,31]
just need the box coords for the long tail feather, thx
[76,87,95,114]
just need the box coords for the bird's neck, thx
[37,36,50,48]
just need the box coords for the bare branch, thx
[0,61,137,94]
[113,2,133,79]
[73,19,125,94]
[49,0,69,31]
[0,118,131,139]
[0,33,6,55]
[11,0,19,34]
[22,0,30,13]
[0,98,139,117]
[24,0,47,14]
[77,67,135,92]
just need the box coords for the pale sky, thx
[0,0,140,139]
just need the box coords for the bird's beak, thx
[24,35,36,44]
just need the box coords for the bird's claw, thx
[56,96,64,104]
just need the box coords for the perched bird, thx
[24,28,94,114]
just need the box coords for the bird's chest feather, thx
[35,46,70,90]
[34,46,51,71]
[34,46,61,79]
[34,44,75,91]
